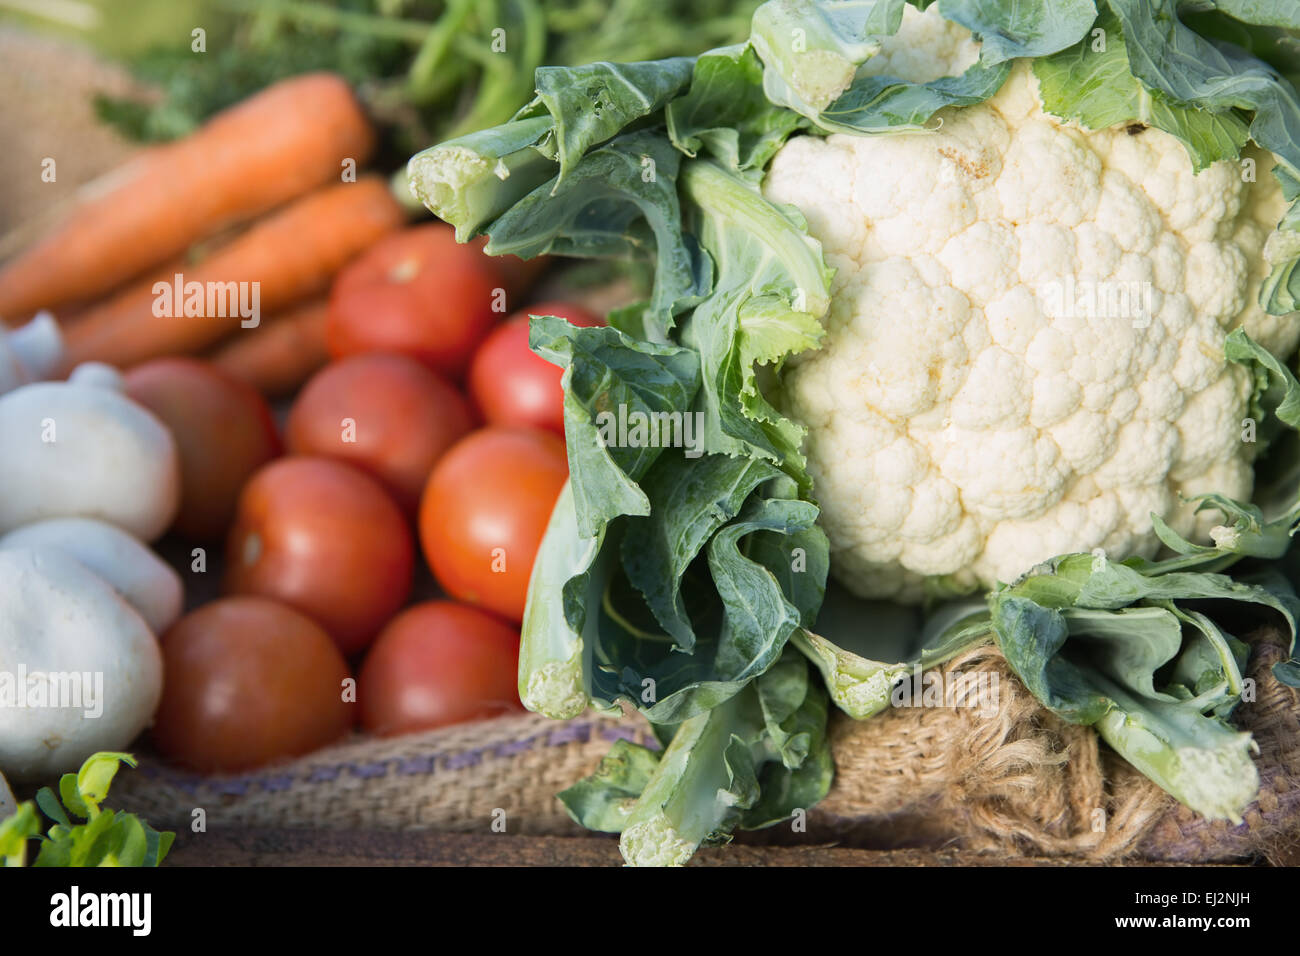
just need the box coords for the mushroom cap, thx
[0,377,180,541]
[0,517,184,634]
[0,547,163,782]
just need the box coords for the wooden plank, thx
[162,828,1205,867]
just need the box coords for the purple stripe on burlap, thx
[598,725,663,751]
[136,717,650,796]
[396,756,436,775]
[139,763,203,796]
[546,721,592,745]
[495,735,540,756]
[211,778,253,796]
[444,747,488,770]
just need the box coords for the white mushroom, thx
[0,311,63,396]
[0,518,184,633]
[0,547,163,782]
[0,362,180,540]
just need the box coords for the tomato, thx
[358,601,521,736]
[152,597,354,773]
[123,357,281,540]
[224,457,414,655]
[327,223,505,378]
[419,427,567,622]
[285,353,473,515]
[467,301,602,434]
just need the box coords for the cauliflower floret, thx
[763,10,1299,602]
[855,3,981,82]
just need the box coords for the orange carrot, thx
[63,177,405,369]
[0,73,376,323]
[209,299,331,398]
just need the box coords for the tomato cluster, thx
[146,225,597,773]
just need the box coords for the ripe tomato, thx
[152,597,354,773]
[419,427,567,622]
[359,601,521,736]
[327,223,505,378]
[467,301,602,434]
[285,353,473,515]
[224,457,414,655]
[123,357,281,540]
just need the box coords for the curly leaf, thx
[488,132,711,339]
[620,453,783,652]
[937,0,1099,63]
[522,58,698,182]
[1035,12,1251,171]
[532,315,702,537]
[991,557,1300,821]
[666,44,805,174]
[617,652,830,865]
[679,159,831,478]
[558,739,663,833]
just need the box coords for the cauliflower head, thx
[763,7,1299,602]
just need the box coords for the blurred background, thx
[0,0,762,234]
[0,0,776,799]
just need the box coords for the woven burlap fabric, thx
[814,630,1300,863]
[114,632,1299,861]
[113,711,661,836]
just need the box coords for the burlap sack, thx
[113,628,1300,862]
[114,712,660,837]
[813,631,1300,863]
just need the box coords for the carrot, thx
[63,176,405,369]
[209,299,331,398]
[0,73,376,324]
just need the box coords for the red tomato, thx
[285,353,473,515]
[419,427,567,622]
[123,357,281,540]
[327,223,505,378]
[359,601,521,736]
[468,301,602,434]
[224,457,414,655]
[152,597,354,773]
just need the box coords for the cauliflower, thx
[762,6,1298,601]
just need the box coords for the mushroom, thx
[0,518,184,634]
[0,547,163,782]
[0,312,63,396]
[0,363,180,540]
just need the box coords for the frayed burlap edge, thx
[812,631,1300,863]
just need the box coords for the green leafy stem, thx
[0,753,174,868]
